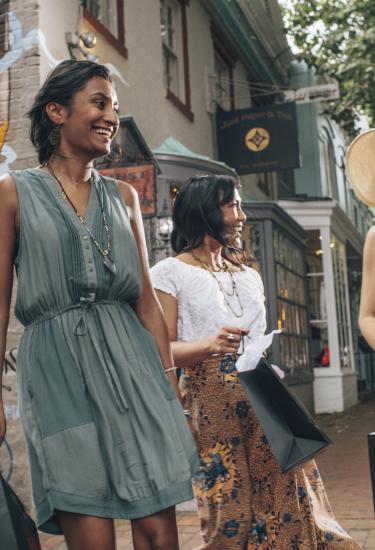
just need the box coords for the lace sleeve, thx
[150,258,181,298]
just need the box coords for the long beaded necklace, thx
[46,163,117,275]
[190,250,244,318]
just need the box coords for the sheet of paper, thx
[236,330,285,378]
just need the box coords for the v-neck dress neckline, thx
[28,167,98,231]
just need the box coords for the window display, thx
[331,233,352,368]
[274,229,309,371]
[242,211,311,374]
[306,230,329,368]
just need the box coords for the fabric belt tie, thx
[24,299,121,333]
[24,299,129,412]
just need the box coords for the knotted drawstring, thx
[25,299,120,331]
[72,298,92,335]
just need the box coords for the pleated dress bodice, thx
[14,168,141,326]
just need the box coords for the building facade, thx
[279,61,373,412]
[2,0,373,413]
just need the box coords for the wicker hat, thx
[346,128,375,206]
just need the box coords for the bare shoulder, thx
[365,225,375,245]
[116,179,138,207]
[363,226,375,259]
[0,173,18,210]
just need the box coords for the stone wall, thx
[1,0,41,513]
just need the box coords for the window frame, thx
[161,0,194,122]
[212,27,236,111]
[83,0,127,58]
[273,228,310,372]
[321,128,339,200]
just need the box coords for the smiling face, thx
[220,188,246,247]
[47,76,120,161]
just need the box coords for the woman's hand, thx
[205,326,249,356]
[0,402,6,447]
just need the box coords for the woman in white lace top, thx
[150,175,360,550]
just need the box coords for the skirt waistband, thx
[184,354,238,372]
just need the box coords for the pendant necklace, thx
[190,250,244,318]
[46,163,117,275]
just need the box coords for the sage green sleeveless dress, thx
[12,168,198,534]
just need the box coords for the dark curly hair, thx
[171,174,247,265]
[28,59,112,164]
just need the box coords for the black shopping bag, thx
[238,357,331,473]
[0,472,41,550]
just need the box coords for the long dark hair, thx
[28,59,112,164]
[171,174,247,265]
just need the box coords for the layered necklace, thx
[46,163,117,275]
[190,250,244,318]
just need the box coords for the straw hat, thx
[346,128,375,206]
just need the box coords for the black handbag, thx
[238,357,331,473]
[0,472,41,550]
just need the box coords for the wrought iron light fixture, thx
[150,199,173,259]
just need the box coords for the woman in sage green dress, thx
[0,60,198,550]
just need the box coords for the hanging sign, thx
[216,102,300,175]
[284,83,340,104]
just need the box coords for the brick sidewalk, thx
[313,398,375,549]
[39,398,375,549]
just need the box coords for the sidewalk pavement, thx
[39,397,375,550]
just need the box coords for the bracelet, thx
[164,366,178,373]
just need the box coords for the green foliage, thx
[282,0,375,136]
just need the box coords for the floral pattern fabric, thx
[180,356,361,550]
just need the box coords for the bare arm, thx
[155,290,248,368]
[0,174,18,445]
[117,181,180,394]
[359,226,375,350]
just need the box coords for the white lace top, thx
[150,257,267,342]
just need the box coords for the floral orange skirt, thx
[180,355,361,549]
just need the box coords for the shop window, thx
[83,0,126,57]
[161,0,179,95]
[214,49,234,110]
[306,230,329,368]
[331,233,352,368]
[160,0,193,121]
[212,26,236,111]
[242,203,312,379]
[322,129,339,200]
[273,229,309,371]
